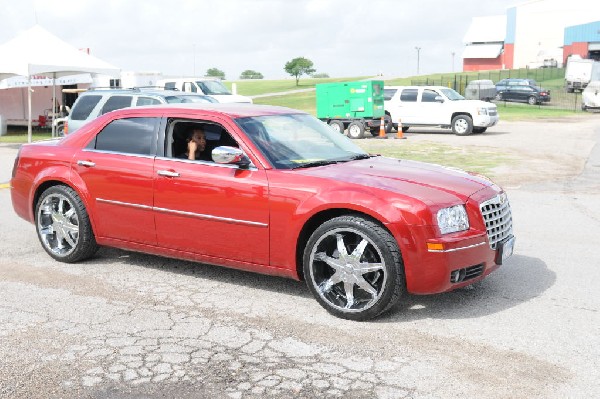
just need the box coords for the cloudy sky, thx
[1,0,517,80]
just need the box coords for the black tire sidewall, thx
[452,114,473,136]
[302,215,404,321]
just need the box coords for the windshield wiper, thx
[293,160,342,169]
[347,154,372,160]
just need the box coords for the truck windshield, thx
[440,88,465,101]
[197,80,231,95]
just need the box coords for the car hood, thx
[211,94,253,104]
[295,156,498,205]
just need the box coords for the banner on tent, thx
[0,74,93,89]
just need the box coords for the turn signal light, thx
[427,243,444,251]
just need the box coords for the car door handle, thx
[77,160,96,167]
[157,170,180,178]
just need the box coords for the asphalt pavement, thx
[0,118,599,398]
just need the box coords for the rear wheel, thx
[35,185,98,263]
[384,114,393,133]
[328,120,345,134]
[451,114,473,135]
[528,96,538,105]
[303,215,404,321]
[347,121,365,139]
[402,126,409,133]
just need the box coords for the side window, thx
[70,95,102,120]
[136,97,162,106]
[100,96,133,115]
[168,120,238,161]
[384,89,397,101]
[400,89,418,102]
[164,82,176,90]
[88,117,157,155]
[183,82,197,93]
[421,89,440,102]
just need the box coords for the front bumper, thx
[473,114,499,128]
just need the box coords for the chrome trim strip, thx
[82,149,155,159]
[428,241,487,253]
[153,206,268,228]
[156,156,258,171]
[97,198,153,210]
[97,198,268,228]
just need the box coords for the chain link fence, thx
[409,68,588,111]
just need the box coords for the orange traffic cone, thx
[394,118,407,140]
[377,117,387,139]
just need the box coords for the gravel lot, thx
[0,115,599,398]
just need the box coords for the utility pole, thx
[415,47,421,75]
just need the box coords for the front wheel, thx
[35,185,98,263]
[528,96,538,105]
[494,93,502,101]
[451,114,473,135]
[347,121,365,139]
[303,215,404,321]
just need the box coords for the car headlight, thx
[437,205,469,234]
[477,107,488,115]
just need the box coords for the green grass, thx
[356,140,514,177]
[225,76,369,96]
[0,128,53,143]
[495,102,575,120]
[253,91,317,114]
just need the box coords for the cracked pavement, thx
[1,117,599,398]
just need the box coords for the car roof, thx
[384,86,452,90]
[78,88,212,98]
[108,103,304,118]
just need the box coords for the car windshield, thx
[236,114,370,170]
[440,88,465,101]
[197,80,231,95]
[164,95,217,103]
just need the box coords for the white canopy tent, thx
[0,25,120,142]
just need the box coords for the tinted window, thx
[400,89,418,102]
[136,97,162,106]
[383,89,397,101]
[421,89,440,102]
[70,95,102,120]
[101,96,133,115]
[164,82,176,90]
[91,117,157,155]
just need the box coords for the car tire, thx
[328,120,345,134]
[472,127,487,134]
[528,96,538,105]
[347,121,365,139]
[35,185,99,263]
[384,114,393,133]
[303,215,404,321]
[451,114,473,136]
[402,126,409,133]
[494,93,502,101]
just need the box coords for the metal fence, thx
[409,68,590,111]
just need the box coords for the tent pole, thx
[28,76,32,144]
[52,73,56,137]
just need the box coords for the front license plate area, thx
[495,236,515,265]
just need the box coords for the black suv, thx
[64,89,217,135]
[495,84,551,105]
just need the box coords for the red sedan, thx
[10,103,515,320]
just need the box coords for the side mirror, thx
[434,96,444,103]
[212,146,251,168]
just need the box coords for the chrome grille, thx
[488,109,498,116]
[479,193,513,250]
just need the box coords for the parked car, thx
[157,77,253,104]
[11,103,514,321]
[384,86,499,135]
[64,88,217,135]
[494,78,537,94]
[495,84,551,105]
[464,79,496,101]
[582,80,600,111]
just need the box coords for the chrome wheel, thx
[304,215,404,320]
[451,114,473,136]
[37,192,80,256]
[35,185,98,263]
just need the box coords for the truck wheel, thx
[328,120,345,134]
[451,115,473,136]
[402,126,409,133]
[494,93,502,101]
[384,114,393,133]
[347,121,365,139]
[528,96,538,105]
[303,215,405,321]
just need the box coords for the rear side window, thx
[164,82,176,90]
[383,89,397,101]
[136,97,162,106]
[100,96,133,115]
[70,95,102,120]
[89,117,157,155]
[400,89,418,102]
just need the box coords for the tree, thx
[206,68,225,79]
[240,70,264,79]
[284,57,316,86]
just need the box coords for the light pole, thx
[415,47,421,75]
[451,51,455,73]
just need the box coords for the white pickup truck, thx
[384,86,499,135]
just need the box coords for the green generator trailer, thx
[316,80,388,139]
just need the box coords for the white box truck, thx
[565,57,600,92]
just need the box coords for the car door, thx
[392,88,419,124]
[153,115,270,266]
[73,116,159,245]
[414,88,446,125]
